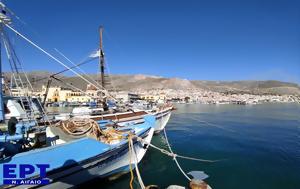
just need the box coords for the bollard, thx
[189,179,211,189]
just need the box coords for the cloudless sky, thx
[3,0,300,83]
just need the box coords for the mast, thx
[98,26,108,110]
[0,3,11,122]
[99,26,105,90]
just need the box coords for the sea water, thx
[81,103,300,189]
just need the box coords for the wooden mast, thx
[99,26,108,110]
[99,26,105,89]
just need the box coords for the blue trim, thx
[0,138,110,184]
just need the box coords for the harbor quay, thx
[9,85,300,106]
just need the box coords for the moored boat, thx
[0,5,155,188]
[0,115,155,188]
[49,26,174,133]
[147,106,173,133]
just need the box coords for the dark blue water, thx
[88,103,300,189]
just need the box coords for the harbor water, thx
[73,103,300,189]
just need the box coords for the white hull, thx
[97,127,154,176]
[153,111,171,133]
[33,128,155,189]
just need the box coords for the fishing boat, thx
[3,95,47,121]
[49,26,174,133]
[61,104,173,134]
[0,4,155,188]
[146,105,173,133]
[0,114,155,188]
[0,115,155,188]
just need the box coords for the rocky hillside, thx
[4,72,300,95]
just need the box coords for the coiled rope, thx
[55,118,124,143]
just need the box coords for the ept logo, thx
[2,164,50,185]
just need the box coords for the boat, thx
[3,95,48,121]
[0,114,155,188]
[0,4,155,188]
[129,100,173,133]
[147,105,173,133]
[49,26,174,133]
[0,115,155,188]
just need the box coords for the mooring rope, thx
[128,134,146,189]
[139,118,220,163]
[130,138,146,189]
[133,129,222,183]
[146,141,218,179]
[128,135,135,189]
[163,128,191,181]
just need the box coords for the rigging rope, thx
[32,56,98,83]
[1,31,53,126]
[4,24,117,101]
[54,48,103,89]
[2,32,36,121]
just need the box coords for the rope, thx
[128,135,146,189]
[131,138,145,189]
[1,32,47,129]
[134,130,221,181]
[55,118,125,143]
[54,48,104,91]
[128,135,134,189]
[4,23,117,101]
[163,128,191,181]
[2,31,53,127]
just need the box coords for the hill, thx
[4,72,300,95]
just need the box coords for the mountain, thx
[3,72,300,95]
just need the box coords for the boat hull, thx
[7,127,154,189]
[152,108,172,133]
[39,128,154,189]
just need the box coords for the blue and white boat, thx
[0,115,155,188]
[0,4,155,188]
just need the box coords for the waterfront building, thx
[40,85,92,103]
[114,91,140,102]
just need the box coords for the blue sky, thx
[3,0,300,83]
